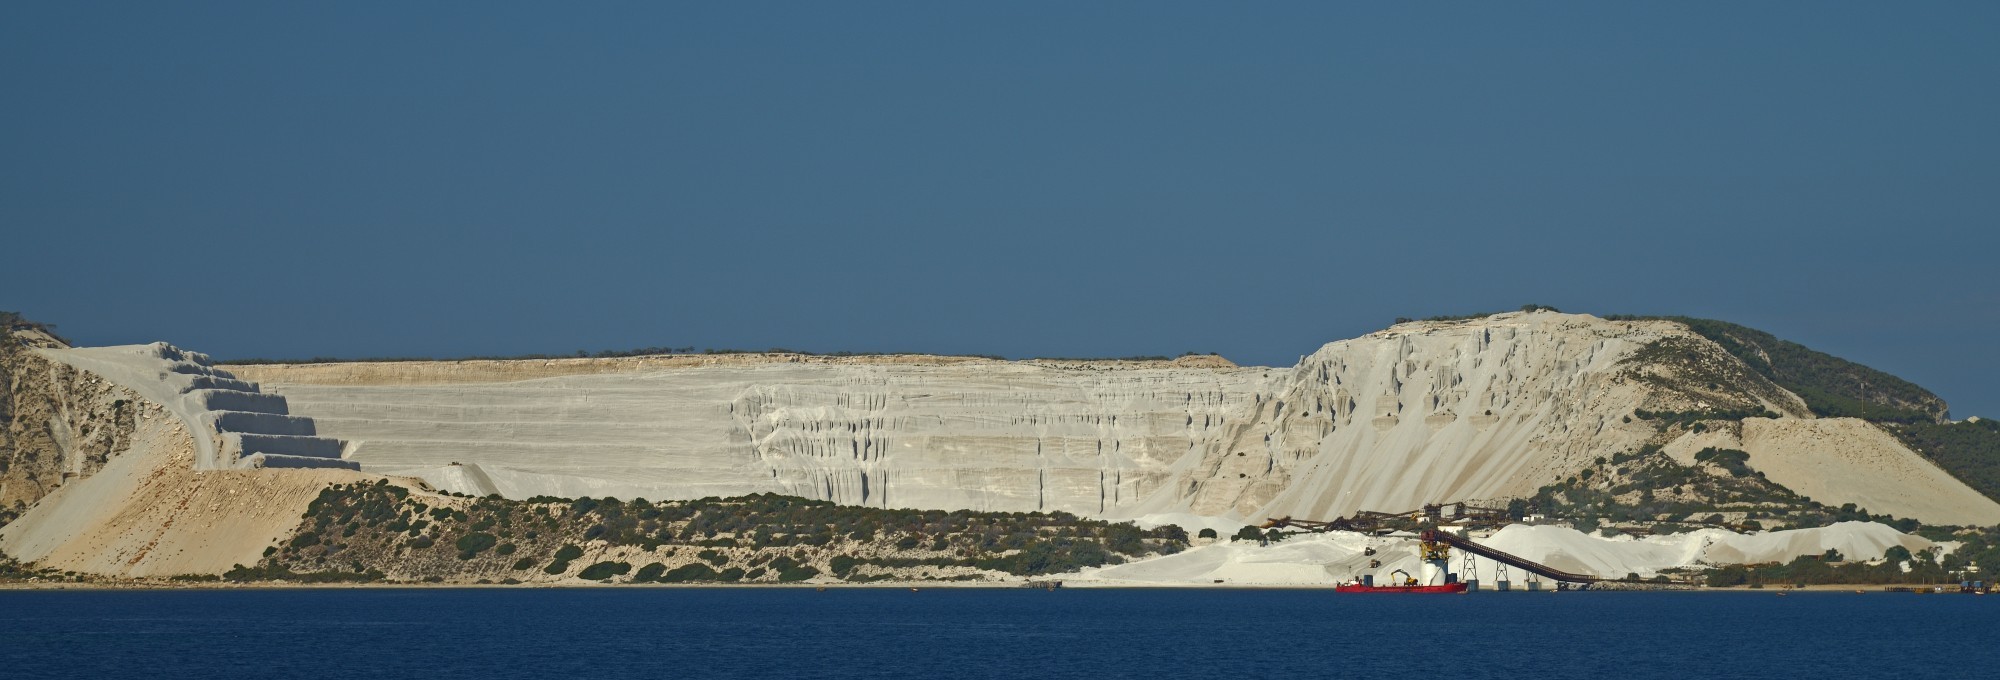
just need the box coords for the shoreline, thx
[2,580,1980,593]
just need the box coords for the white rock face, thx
[259,361,1279,513]
[224,312,1996,524]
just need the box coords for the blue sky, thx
[4,3,1997,416]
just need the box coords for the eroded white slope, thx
[1183,314,1743,519]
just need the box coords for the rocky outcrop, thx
[0,407,367,576]
[1,335,141,525]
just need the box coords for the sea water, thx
[2,588,1992,679]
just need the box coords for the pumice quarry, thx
[5,308,1999,591]
[10,5,2000,679]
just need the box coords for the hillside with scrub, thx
[3,308,1998,587]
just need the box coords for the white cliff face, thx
[225,312,1987,524]
[256,361,1281,514]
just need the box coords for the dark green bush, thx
[454,532,497,559]
[543,547,582,575]
[1693,448,1753,477]
[577,561,632,581]
[777,566,820,582]
[660,564,720,582]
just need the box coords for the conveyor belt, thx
[1422,529,1600,583]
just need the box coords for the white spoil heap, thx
[1060,521,1946,586]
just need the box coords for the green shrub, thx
[577,561,632,581]
[777,566,820,582]
[543,548,582,575]
[1104,523,1147,555]
[633,563,666,583]
[454,532,497,559]
[1693,448,1754,477]
[661,564,720,582]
